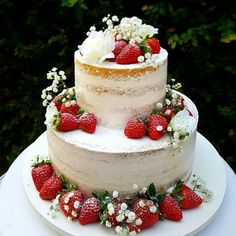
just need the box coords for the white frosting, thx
[74,48,168,129]
[47,92,198,197]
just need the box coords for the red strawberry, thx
[159,194,182,221]
[116,44,142,64]
[31,162,53,191]
[146,38,161,54]
[53,113,79,132]
[39,176,62,200]
[106,198,126,226]
[161,107,176,122]
[78,113,97,134]
[60,102,80,116]
[146,114,168,140]
[60,190,85,220]
[53,95,63,111]
[179,184,202,209]
[78,197,101,225]
[124,118,146,139]
[132,199,159,231]
[113,40,128,57]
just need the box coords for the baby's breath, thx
[41,68,67,107]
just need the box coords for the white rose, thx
[79,30,115,64]
[139,24,158,39]
[170,110,196,136]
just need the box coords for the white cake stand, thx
[22,132,226,236]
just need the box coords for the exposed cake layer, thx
[47,93,198,197]
[74,49,168,129]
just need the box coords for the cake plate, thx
[22,132,226,236]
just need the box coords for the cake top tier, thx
[78,15,163,66]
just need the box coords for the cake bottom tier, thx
[47,93,198,197]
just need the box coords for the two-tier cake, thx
[45,15,198,198]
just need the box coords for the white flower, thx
[112,15,119,22]
[156,125,163,131]
[112,190,119,198]
[79,30,115,64]
[170,109,196,136]
[44,103,58,125]
[156,102,163,109]
[116,214,125,222]
[136,218,142,225]
[115,226,123,234]
[128,211,136,221]
[105,220,112,228]
[137,55,144,63]
[120,203,128,211]
[149,206,157,213]
[138,24,158,39]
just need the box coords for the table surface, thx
[0,132,236,236]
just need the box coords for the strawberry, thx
[78,113,97,134]
[146,114,168,140]
[161,107,176,122]
[132,198,159,231]
[146,38,161,54]
[113,40,128,57]
[53,95,63,111]
[106,198,126,226]
[60,102,80,116]
[31,161,53,191]
[178,184,202,209]
[116,44,142,64]
[78,197,101,225]
[39,176,62,200]
[124,118,146,139]
[53,113,79,132]
[59,190,84,220]
[159,194,182,221]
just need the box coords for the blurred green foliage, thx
[0,0,236,175]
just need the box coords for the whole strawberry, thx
[146,37,161,54]
[106,198,127,226]
[178,184,202,209]
[146,114,168,140]
[132,198,159,231]
[39,176,62,200]
[31,161,53,191]
[116,44,142,64]
[60,102,79,116]
[60,190,84,220]
[124,118,146,139]
[79,197,101,225]
[159,194,182,221]
[78,113,97,134]
[52,113,79,132]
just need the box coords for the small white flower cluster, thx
[104,189,144,236]
[137,53,163,67]
[41,67,67,107]
[48,194,61,218]
[105,16,158,43]
[191,174,213,202]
